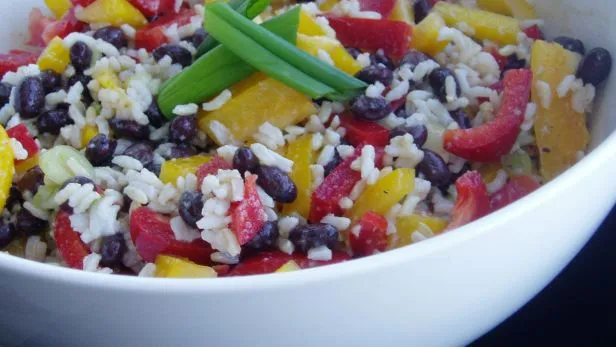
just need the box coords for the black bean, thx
[418,149,452,187]
[86,134,117,166]
[323,149,342,177]
[390,124,428,148]
[400,50,432,70]
[6,187,23,211]
[169,115,197,143]
[233,147,259,174]
[0,83,12,109]
[413,0,432,23]
[153,44,193,67]
[288,223,339,253]
[576,47,613,86]
[61,176,95,190]
[502,55,527,74]
[37,108,74,135]
[346,47,362,59]
[70,41,93,72]
[245,221,279,251]
[178,191,203,228]
[450,109,471,129]
[16,77,45,119]
[168,144,197,159]
[123,142,154,168]
[67,74,93,103]
[429,67,460,103]
[350,95,391,121]
[553,36,585,55]
[0,223,16,249]
[93,27,128,49]
[371,50,394,70]
[16,209,48,235]
[40,70,63,93]
[109,118,150,140]
[16,166,44,194]
[144,101,165,128]
[187,28,207,47]
[100,233,127,267]
[256,166,297,203]
[356,65,394,86]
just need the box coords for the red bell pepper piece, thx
[7,124,39,164]
[523,25,544,41]
[327,17,412,60]
[228,251,351,276]
[135,8,196,51]
[349,211,388,256]
[444,68,532,162]
[358,0,396,17]
[487,47,508,70]
[28,8,56,47]
[71,0,96,6]
[212,264,230,276]
[389,96,406,113]
[196,155,233,187]
[340,113,390,147]
[128,0,177,18]
[489,175,539,212]
[0,51,38,78]
[447,171,490,230]
[54,211,90,269]
[130,207,213,264]
[29,8,86,47]
[230,175,266,245]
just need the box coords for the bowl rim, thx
[1,127,615,293]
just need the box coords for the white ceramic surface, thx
[1,1,615,346]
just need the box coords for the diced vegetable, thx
[159,155,211,185]
[296,34,363,76]
[388,0,414,25]
[530,40,587,181]
[340,113,390,147]
[346,168,415,222]
[155,255,218,278]
[434,2,521,45]
[502,149,533,177]
[128,0,176,18]
[0,125,14,211]
[54,211,90,269]
[33,184,60,210]
[37,37,70,74]
[135,9,197,51]
[349,211,388,256]
[230,175,266,245]
[28,8,56,46]
[15,154,40,175]
[45,0,72,19]
[77,0,148,29]
[298,9,327,37]
[198,75,316,144]
[0,50,38,78]
[196,156,232,186]
[478,161,503,184]
[523,25,544,40]
[228,251,350,276]
[444,68,532,162]
[447,171,490,230]
[359,0,396,17]
[393,214,447,248]
[490,175,539,212]
[7,124,40,164]
[282,135,315,219]
[41,8,87,44]
[275,260,301,273]
[327,17,412,60]
[39,145,95,185]
[411,12,450,57]
[476,0,537,20]
[319,0,338,11]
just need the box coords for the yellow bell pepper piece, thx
[319,0,339,12]
[479,161,503,184]
[159,155,211,185]
[275,260,301,273]
[199,76,316,145]
[155,255,218,278]
[76,0,148,29]
[94,69,123,90]
[0,125,15,211]
[389,0,414,25]
[392,214,448,248]
[476,0,537,20]
[531,40,587,181]
[81,124,99,148]
[282,135,315,218]
[37,37,70,74]
[296,34,362,76]
[15,154,39,175]
[411,13,450,57]
[347,169,415,222]
[434,2,521,45]
[299,10,328,37]
[45,0,72,19]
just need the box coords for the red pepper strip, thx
[0,51,38,79]
[130,207,213,264]
[135,8,197,51]
[349,211,388,256]
[447,171,490,230]
[444,68,532,162]
[228,251,351,276]
[523,25,544,40]
[54,211,90,269]
[358,0,396,17]
[230,175,266,245]
[129,0,176,18]
[326,17,412,60]
[71,0,96,6]
[489,175,539,212]
[196,155,233,187]
[340,113,390,147]
[7,124,39,164]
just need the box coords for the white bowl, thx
[1,1,615,346]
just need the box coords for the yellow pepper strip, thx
[298,10,328,37]
[411,13,450,57]
[296,34,362,76]
[282,135,314,218]
[155,255,218,278]
[76,0,148,29]
[0,125,15,211]
[15,154,39,175]
[531,40,587,181]
[391,214,448,248]
[159,155,211,185]
[346,169,415,222]
[476,0,537,19]
[199,76,316,145]
[44,0,72,19]
[37,37,70,74]
[275,260,301,273]
[434,2,521,45]
[389,0,414,25]
[319,0,339,12]
[81,124,99,149]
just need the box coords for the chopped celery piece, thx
[39,145,95,185]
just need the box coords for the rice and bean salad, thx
[0,0,611,277]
